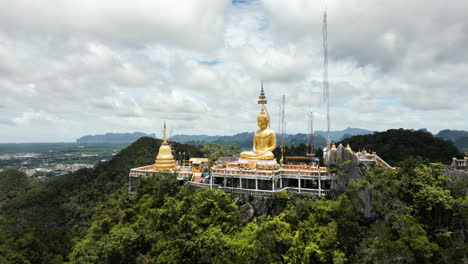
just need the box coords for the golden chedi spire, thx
[154,121,176,170]
[258,80,267,105]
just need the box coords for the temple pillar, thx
[255,171,258,190]
[318,170,322,195]
[224,169,227,188]
[298,171,301,193]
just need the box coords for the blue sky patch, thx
[232,0,253,5]
[199,59,221,66]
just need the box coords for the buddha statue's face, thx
[257,116,269,129]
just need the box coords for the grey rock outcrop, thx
[234,193,290,222]
[325,144,366,197]
[239,202,255,223]
[331,165,364,195]
[357,187,376,219]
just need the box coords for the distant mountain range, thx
[171,127,375,149]
[435,129,468,152]
[175,132,326,149]
[75,128,468,152]
[76,132,156,144]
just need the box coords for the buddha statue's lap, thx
[240,150,274,160]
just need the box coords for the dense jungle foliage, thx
[0,134,466,263]
[0,137,201,263]
[69,159,467,263]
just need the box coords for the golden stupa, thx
[153,121,176,170]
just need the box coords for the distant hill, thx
[172,127,373,149]
[315,127,374,141]
[77,132,156,144]
[173,133,327,149]
[436,129,468,142]
[436,129,468,152]
[340,129,463,165]
[168,134,221,142]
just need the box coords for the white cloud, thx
[0,0,229,50]
[142,88,210,116]
[0,0,467,142]
[90,91,144,117]
[9,111,71,127]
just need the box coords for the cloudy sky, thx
[1,0,467,142]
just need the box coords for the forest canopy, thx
[0,135,466,263]
[339,129,462,165]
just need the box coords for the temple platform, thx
[128,164,192,193]
[129,162,332,196]
[206,163,331,196]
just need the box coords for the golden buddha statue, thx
[154,122,176,170]
[240,106,276,160]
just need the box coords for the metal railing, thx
[211,168,330,179]
[356,154,394,170]
[129,170,192,180]
[220,187,275,197]
[217,186,329,196]
[284,187,330,195]
[186,182,220,189]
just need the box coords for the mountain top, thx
[435,129,468,152]
[76,132,156,144]
[340,128,463,164]
[172,128,374,147]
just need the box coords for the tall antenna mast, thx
[323,6,331,146]
[162,121,167,143]
[307,111,315,157]
[280,95,286,165]
[169,128,175,154]
[278,104,282,135]
[160,124,164,140]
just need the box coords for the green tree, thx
[201,143,240,165]
[340,129,462,164]
[0,168,30,202]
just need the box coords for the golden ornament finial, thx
[162,120,167,144]
[331,143,336,149]
[258,80,267,105]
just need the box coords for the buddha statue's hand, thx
[254,150,267,155]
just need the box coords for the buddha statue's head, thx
[257,106,269,129]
